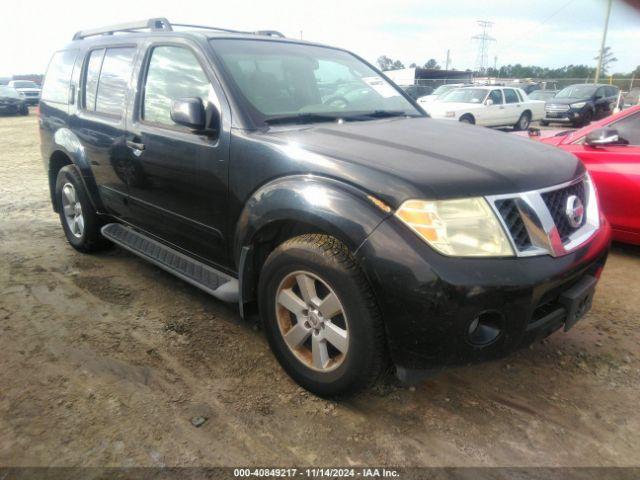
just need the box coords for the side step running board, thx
[101,223,238,303]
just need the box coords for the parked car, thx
[423,86,545,129]
[541,83,620,127]
[528,106,640,245]
[417,83,470,103]
[528,90,558,102]
[401,84,434,100]
[8,80,41,105]
[0,86,29,115]
[622,88,640,108]
[507,82,540,94]
[40,18,610,396]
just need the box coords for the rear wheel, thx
[259,234,386,396]
[55,165,110,253]
[514,111,531,131]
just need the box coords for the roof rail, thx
[72,18,285,41]
[72,18,172,40]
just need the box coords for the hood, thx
[16,88,40,93]
[418,95,439,103]
[257,117,584,207]
[546,97,589,106]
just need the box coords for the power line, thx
[472,20,496,73]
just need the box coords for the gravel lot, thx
[1,111,639,469]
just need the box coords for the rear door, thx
[503,88,523,124]
[124,40,231,267]
[70,45,138,218]
[564,110,640,235]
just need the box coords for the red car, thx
[529,106,640,245]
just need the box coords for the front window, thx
[211,39,420,124]
[433,85,457,95]
[440,88,487,104]
[556,85,597,99]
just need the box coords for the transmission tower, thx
[472,20,496,74]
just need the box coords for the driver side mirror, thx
[170,97,207,131]
[485,98,494,106]
[585,128,624,147]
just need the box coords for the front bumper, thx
[544,108,584,123]
[356,214,611,370]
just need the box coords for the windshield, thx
[433,85,458,96]
[440,88,487,103]
[0,86,21,98]
[556,85,597,99]
[211,39,420,124]
[11,81,38,88]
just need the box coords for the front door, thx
[125,42,231,268]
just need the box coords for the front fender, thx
[234,174,391,262]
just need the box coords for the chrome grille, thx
[488,176,599,258]
[540,181,586,242]
[545,104,570,112]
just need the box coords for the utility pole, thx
[445,50,451,71]
[594,0,613,83]
[472,20,496,75]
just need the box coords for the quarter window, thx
[95,47,136,116]
[84,49,105,111]
[504,89,519,104]
[142,46,212,127]
[41,50,78,104]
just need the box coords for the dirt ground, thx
[1,112,639,469]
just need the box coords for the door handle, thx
[126,140,145,152]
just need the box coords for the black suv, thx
[40,19,611,396]
[542,83,620,127]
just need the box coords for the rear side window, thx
[488,89,503,104]
[83,47,136,117]
[504,89,519,104]
[142,46,211,127]
[613,112,640,145]
[41,50,77,104]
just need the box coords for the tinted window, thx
[488,89,503,104]
[94,47,136,116]
[613,112,640,145]
[41,50,77,103]
[606,86,619,97]
[504,89,519,104]
[84,49,105,111]
[143,46,211,126]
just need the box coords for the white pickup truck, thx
[420,86,545,130]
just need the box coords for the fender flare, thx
[50,128,104,212]
[233,174,392,316]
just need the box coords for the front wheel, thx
[539,120,549,126]
[459,115,474,124]
[259,234,386,396]
[19,104,29,115]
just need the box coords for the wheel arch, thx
[48,128,104,213]
[234,175,392,320]
[459,113,475,124]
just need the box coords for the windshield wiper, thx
[343,110,413,121]
[264,113,343,125]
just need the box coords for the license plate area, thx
[559,275,597,331]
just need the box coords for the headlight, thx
[570,102,586,109]
[445,111,456,117]
[395,198,514,257]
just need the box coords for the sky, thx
[1,0,639,76]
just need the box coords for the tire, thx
[539,120,549,126]
[258,234,386,396]
[579,109,593,127]
[514,112,531,131]
[55,165,110,253]
[459,115,474,125]
[19,104,29,116]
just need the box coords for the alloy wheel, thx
[275,270,349,372]
[61,182,84,238]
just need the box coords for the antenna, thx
[471,20,496,75]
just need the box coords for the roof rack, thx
[72,18,285,41]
